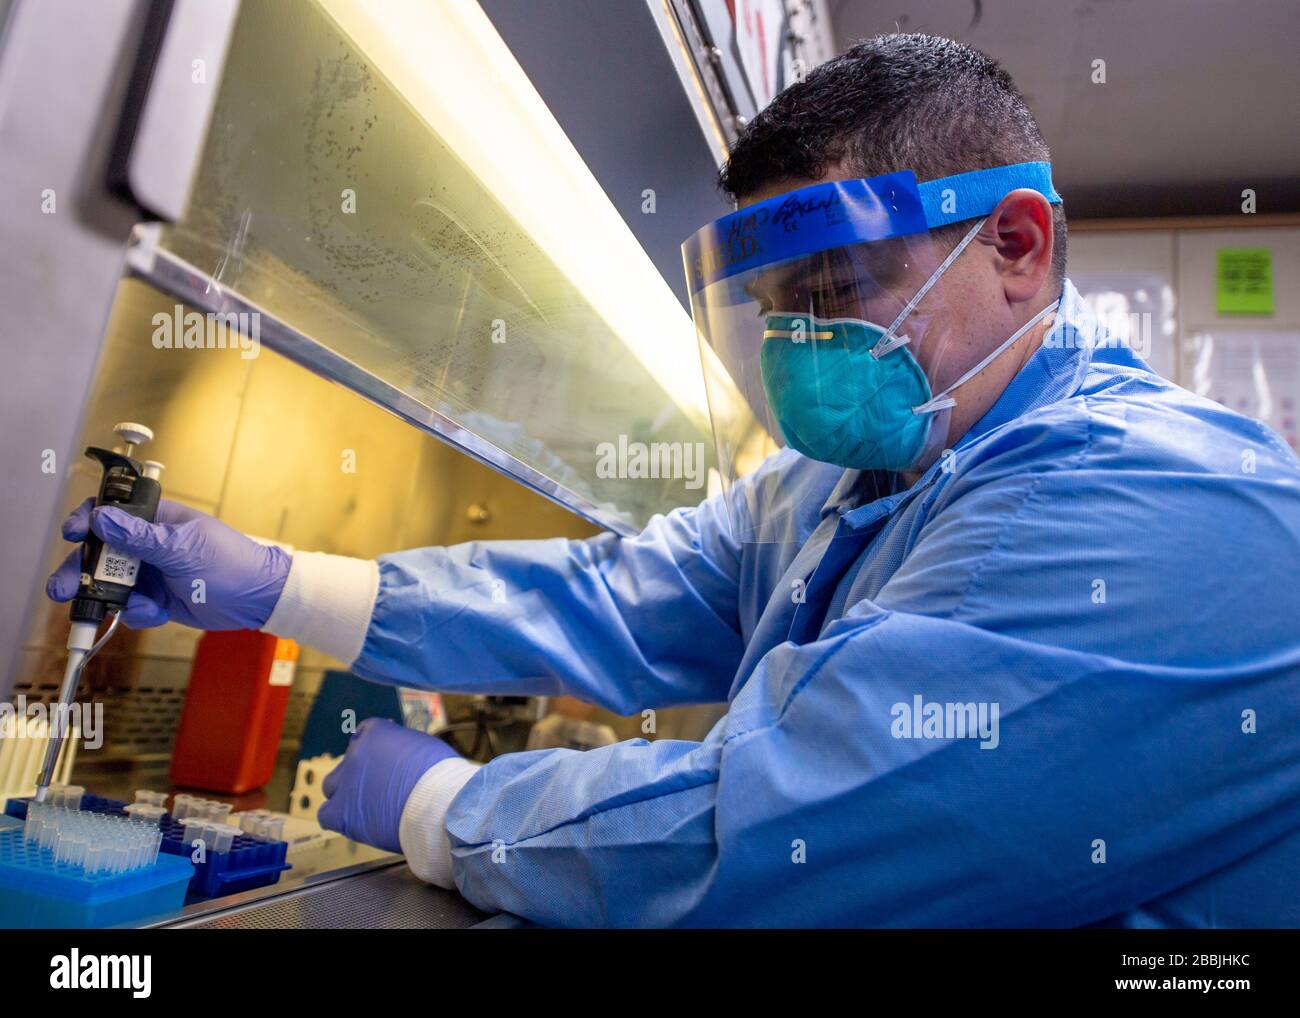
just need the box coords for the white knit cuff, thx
[261,551,379,665]
[398,757,483,888]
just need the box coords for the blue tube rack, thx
[0,826,193,929]
[159,816,290,897]
[5,795,290,900]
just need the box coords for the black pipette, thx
[34,423,164,802]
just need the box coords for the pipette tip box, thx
[0,827,193,929]
[5,795,291,900]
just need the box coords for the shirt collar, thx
[820,278,1099,519]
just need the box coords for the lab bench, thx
[73,759,510,930]
[148,851,499,930]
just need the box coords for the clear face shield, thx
[683,164,1062,543]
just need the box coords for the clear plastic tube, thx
[24,810,43,842]
[210,824,238,853]
[181,817,210,849]
[234,810,286,842]
[123,803,167,826]
[84,843,105,876]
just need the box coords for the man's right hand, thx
[46,498,292,631]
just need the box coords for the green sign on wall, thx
[1216,247,1274,315]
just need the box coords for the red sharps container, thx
[170,630,299,793]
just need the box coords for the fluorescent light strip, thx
[317,0,709,425]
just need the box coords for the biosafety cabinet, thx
[0,0,832,724]
[3,0,823,925]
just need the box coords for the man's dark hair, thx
[719,34,1067,281]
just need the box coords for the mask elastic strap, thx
[872,217,988,360]
[913,298,1061,415]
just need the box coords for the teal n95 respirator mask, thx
[682,162,1063,541]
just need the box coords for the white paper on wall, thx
[1070,270,1178,381]
[1185,330,1300,453]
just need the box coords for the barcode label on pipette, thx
[93,546,141,586]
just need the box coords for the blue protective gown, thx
[351,281,1300,927]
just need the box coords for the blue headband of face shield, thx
[681,161,1062,296]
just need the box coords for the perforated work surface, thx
[177,863,490,929]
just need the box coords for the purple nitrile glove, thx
[47,497,291,630]
[319,718,460,854]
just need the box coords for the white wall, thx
[1068,226,1300,454]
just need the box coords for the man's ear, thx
[980,189,1054,303]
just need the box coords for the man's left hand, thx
[319,717,460,853]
